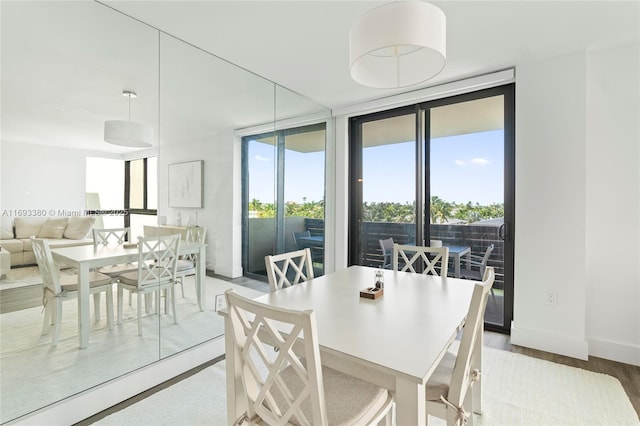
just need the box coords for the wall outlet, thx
[215,294,226,311]
[545,289,558,307]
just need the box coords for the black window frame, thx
[124,157,157,231]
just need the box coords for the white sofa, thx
[0,216,94,267]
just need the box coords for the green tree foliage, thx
[248,197,324,219]
[249,196,503,223]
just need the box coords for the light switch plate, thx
[215,294,226,311]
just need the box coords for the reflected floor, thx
[0,275,267,424]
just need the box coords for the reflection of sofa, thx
[0,217,94,267]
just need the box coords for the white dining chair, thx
[393,243,450,276]
[425,267,495,425]
[116,234,180,336]
[174,225,207,297]
[92,227,138,283]
[224,289,394,426]
[264,248,314,292]
[31,237,114,346]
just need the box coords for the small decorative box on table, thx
[360,287,384,299]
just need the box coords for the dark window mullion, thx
[124,160,131,229]
[143,158,148,210]
[275,130,286,254]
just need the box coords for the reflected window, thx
[86,157,125,228]
[125,157,158,239]
[242,123,326,279]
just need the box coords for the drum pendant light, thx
[349,1,446,89]
[104,90,153,148]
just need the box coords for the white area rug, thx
[95,345,639,426]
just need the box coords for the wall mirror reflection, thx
[0,1,330,423]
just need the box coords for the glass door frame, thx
[348,84,515,333]
[241,123,327,281]
[348,105,420,266]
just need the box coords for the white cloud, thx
[254,155,270,162]
[470,158,489,166]
[455,160,466,166]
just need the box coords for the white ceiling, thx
[103,0,639,109]
[2,1,638,154]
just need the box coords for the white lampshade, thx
[349,1,446,89]
[104,120,153,148]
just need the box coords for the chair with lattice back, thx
[92,227,139,278]
[264,248,314,292]
[93,227,139,305]
[174,226,207,297]
[425,267,495,424]
[224,289,393,426]
[116,234,180,336]
[31,237,114,346]
[393,243,450,276]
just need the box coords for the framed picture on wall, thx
[168,160,204,208]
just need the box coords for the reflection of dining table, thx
[220,265,479,425]
[296,234,323,247]
[50,240,206,348]
[446,245,471,278]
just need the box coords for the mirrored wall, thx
[0,1,329,423]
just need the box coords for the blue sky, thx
[248,129,503,205]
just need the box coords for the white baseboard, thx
[12,337,226,426]
[589,337,640,366]
[510,321,589,360]
[213,265,243,279]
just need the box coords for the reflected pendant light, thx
[104,90,153,148]
[349,1,446,89]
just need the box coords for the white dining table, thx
[220,265,482,425]
[50,240,206,349]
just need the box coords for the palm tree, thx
[430,196,453,224]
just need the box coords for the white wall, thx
[157,129,243,278]
[511,51,589,359]
[1,141,90,214]
[511,42,640,365]
[585,43,640,366]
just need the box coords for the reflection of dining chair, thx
[116,234,180,336]
[31,237,114,346]
[292,230,311,249]
[393,243,450,276]
[379,237,394,269]
[224,289,394,425]
[264,248,314,292]
[93,227,139,307]
[425,267,495,424]
[92,227,138,288]
[174,226,207,297]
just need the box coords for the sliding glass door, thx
[349,85,514,332]
[425,90,514,330]
[349,108,419,266]
[242,123,326,280]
